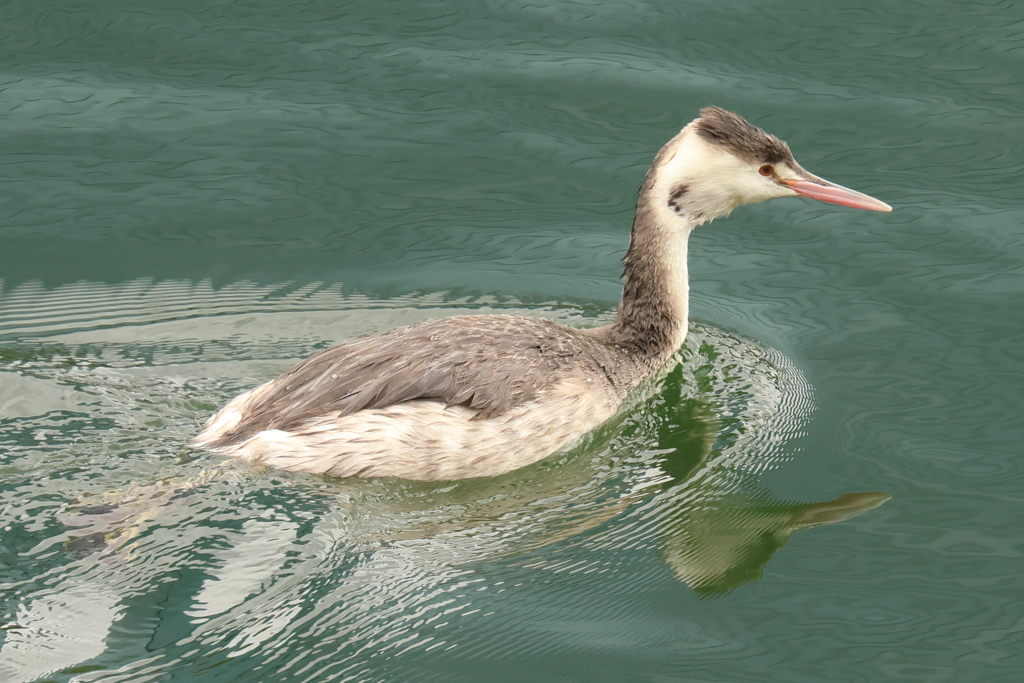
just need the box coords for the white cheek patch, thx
[654,129,796,218]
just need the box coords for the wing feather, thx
[208,315,616,446]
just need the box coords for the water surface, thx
[1,1,1023,681]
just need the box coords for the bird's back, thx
[196,314,644,455]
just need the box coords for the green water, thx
[1,0,1022,681]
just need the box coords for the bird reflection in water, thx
[621,361,890,596]
[644,390,888,596]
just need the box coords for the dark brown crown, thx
[695,106,794,165]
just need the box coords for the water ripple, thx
[0,279,886,682]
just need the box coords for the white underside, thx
[194,379,621,481]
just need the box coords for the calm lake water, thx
[2,1,1023,681]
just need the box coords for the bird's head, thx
[651,106,891,226]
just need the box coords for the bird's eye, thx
[758,164,774,177]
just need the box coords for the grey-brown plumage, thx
[203,315,644,449]
[194,107,890,480]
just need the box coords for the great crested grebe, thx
[194,107,891,481]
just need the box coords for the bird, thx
[193,107,891,481]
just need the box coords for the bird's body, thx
[196,315,651,480]
[195,107,890,480]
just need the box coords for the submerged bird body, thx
[195,107,890,480]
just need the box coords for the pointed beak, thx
[781,175,892,212]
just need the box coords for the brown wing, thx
[210,315,606,446]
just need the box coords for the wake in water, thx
[0,280,887,682]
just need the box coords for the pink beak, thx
[782,177,892,212]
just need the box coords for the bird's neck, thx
[608,178,694,361]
